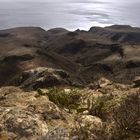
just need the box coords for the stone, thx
[16,67,71,90]
[0,86,74,140]
[133,76,140,87]
[98,77,112,88]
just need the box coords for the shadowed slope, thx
[0,25,140,87]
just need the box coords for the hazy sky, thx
[0,0,140,30]
[2,0,140,2]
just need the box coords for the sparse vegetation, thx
[37,88,46,96]
[88,94,113,119]
[86,92,140,140]
[109,92,140,139]
[37,87,82,111]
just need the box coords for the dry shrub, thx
[87,91,140,140]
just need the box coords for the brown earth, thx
[0,25,140,88]
[0,25,140,139]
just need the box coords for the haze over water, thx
[0,0,140,30]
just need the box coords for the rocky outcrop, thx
[0,86,74,140]
[133,76,140,87]
[15,67,72,90]
[0,77,140,140]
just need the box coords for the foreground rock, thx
[0,79,139,140]
[0,87,75,140]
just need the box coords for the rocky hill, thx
[0,25,140,140]
[0,25,140,87]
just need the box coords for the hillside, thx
[0,25,140,140]
[0,25,140,88]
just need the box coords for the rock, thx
[98,77,112,88]
[0,86,75,140]
[0,107,48,140]
[133,76,140,87]
[64,88,71,93]
[88,83,100,90]
[78,115,103,131]
[27,96,66,120]
[72,115,104,140]
[16,67,71,90]
[82,110,89,115]
[0,84,139,140]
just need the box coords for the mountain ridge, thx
[0,25,140,87]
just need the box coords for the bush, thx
[37,88,46,96]
[88,94,113,119]
[110,92,140,139]
[87,92,140,140]
[45,87,81,110]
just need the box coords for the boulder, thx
[16,67,71,90]
[0,107,48,140]
[98,77,112,88]
[133,76,140,87]
[72,115,104,140]
[78,115,103,130]
[0,86,75,140]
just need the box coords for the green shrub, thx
[37,88,46,96]
[46,87,81,110]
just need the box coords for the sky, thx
[0,0,140,30]
[1,0,140,2]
